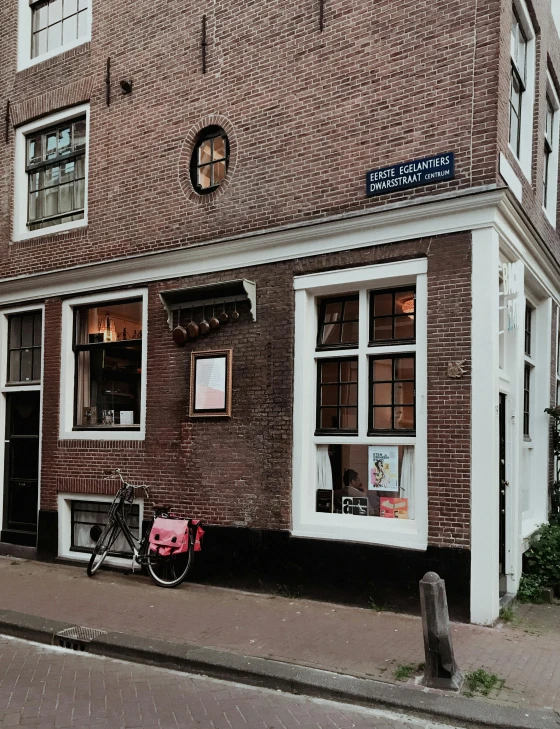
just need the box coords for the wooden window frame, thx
[315,357,359,435]
[369,286,416,346]
[316,294,359,350]
[368,354,416,436]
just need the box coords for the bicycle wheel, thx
[87,520,121,576]
[146,542,194,588]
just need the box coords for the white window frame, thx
[58,492,144,566]
[13,104,89,242]
[59,288,148,441]
[17,0,92,71]
[509,0,536,182]
[292,259,428,550]
[543,74,560,226]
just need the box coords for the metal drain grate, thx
[55,626,107,652]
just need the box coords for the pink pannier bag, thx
[149,518,189,557]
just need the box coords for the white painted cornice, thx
[0,185,556,305]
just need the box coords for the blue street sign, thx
[366,152,455,197]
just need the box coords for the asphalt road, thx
[0,634,468,729]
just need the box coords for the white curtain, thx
[400,446,414,496]
[317,445,333,490]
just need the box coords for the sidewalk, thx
[0,556,559,727]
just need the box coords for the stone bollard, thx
[419,571,463,691]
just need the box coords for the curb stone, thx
[0,609,557,729]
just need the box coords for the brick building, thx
[0,0,559,624]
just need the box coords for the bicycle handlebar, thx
[102,469,150,498]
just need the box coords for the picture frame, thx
[189,349,233,418]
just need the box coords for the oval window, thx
[190,126,229,194]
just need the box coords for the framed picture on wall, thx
[189,349,233,418]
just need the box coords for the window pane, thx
[49,0,63,24]
[58,126,71,153]
[64,0,78,16]
[395,290,415,315]
[77,9,88,36]
[28,191,40,222]
[60,160,75,183]
[74,178,85,210]
[341,322,359,343]
[33,348,42,381]
[198,141,212,165]
[33,4,48,31]
[509,108,519,151]
[78,0,88,10]
[320,385,338,406]
[340,384,357,406]
[9,318,21,349]
[28,136,42,164]
[29,171,42,192]
[323,323,342,345]
[373,317,392,341]
[372,358,392,381]
[9,351,21,382]
[395,406,414,430]
[213,160,226,185]
[62,14,77,44]
[372,407,392,429]
[44,165,60,187]
[373,382,392,406]
[21,315,34,348]
[20,349,33,382]
[340,359,358,382]
[32,29,48,58]
[48,22,62,50]
[213,136,226,160]
[46,133,58,159]
[74,120,86,151]
[33,314,42,347]
[59,182,73,213]
[44,187,59,217]
[198,165,212,189]
[320,408,338,430]
[340,408,357,430]
[324,302,343,323]
[344,299,359,320]
[395,357,414,380]
[320,361,339,383]
[394,316,414,339]
[395,381,414,405]
[373,293,392,316]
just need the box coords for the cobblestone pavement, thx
[0,635,468,729]
[0,558,559,711]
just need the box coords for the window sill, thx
[73,426,141,432]
[292,515,426,550]
[13,218,87,243]
[18,37,91,72]
[507,144,532,186]
[59,429,145,441]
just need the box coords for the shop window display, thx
[73,299,142,428]
[315,286,416,520]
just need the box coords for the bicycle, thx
[86,468,198,588]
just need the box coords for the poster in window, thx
[342,496,368,516]
[316,489,333,513]
[368,446,399,491]
[189,349,232,417]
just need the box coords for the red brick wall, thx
[0,0,498,279]
[39,232,472,549]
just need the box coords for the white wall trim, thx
[470,227,501,625]
[499,153,523,203]
[57,492,143,567]
[17,0,91,72]
[59,288,148,441]
[291,261,428,549]
[13,105,89,242]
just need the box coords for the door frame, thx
[0,304,45,536]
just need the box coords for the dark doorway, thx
[499,393,507,596]
[2,391,40,546]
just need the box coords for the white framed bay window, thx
[292,259,428,549]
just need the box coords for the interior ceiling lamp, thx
[401,298,415,317]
